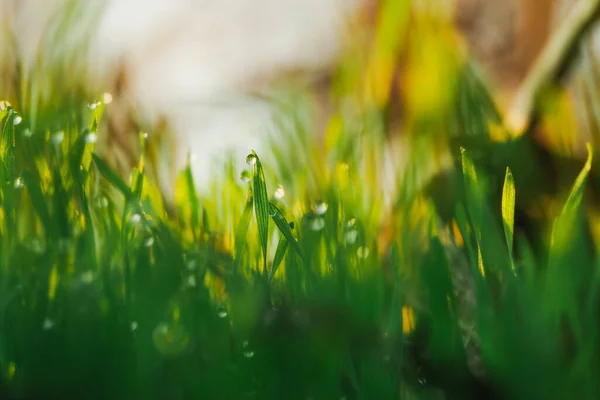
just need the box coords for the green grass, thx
[1,82,600,399]
[3,4,600,399]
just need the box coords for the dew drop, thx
[22,128,32,137]
[131,321,138,332]
[129,213,142,223]
[52,131,64,145]
[312,201,328,215]
[310,217,325,231]
[85,133,97,144]
[243,350,255,358]
[246,154,257,166]
[187,260,197,271]
[42,318,54,330]
[417,368,427,385]
[187,275,196,287]
[240,170,252,183]
[274,185,285,200]
[13,178,23,189]
[217,306,228,318]
[13,116,22,125]
[88,102,98,110]
[145,236,155,247]
[344,229,358,245]
[142,132,149,139]
[103,93,113,104]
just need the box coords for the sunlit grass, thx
[2,1,600,399]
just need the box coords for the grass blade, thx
[233,186,254,271]
[269,234,289,281]
[552,142,593,245]
[250,151,269,273]
[269,203,303,259]
[92,153,132,198]
[185,160,200,239]
[502,167,516,262]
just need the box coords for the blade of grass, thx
[269,234,288,281]
[268,203,303,259]
[250,151,269,274]
[502,167,516,266]
[92,153,132,198]
[233,186,254,272]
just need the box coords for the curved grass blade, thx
[268,203,303,259]
[250,151,269,273]
[502,167,516,265]
[551,142,593,244]
[269,234,289,281]
[92,153,131,198]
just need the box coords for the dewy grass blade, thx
[269,234,289,281]
[269,203,303,259]
[502,167,516,264]
[250,151,269,273]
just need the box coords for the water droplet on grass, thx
[103,93,113,104]
[274,185,285,200]
[246,154,257,166]
[52,131,64,145]
[129,213,142,223]
[13,116,22,125]
[131,321,138,332]
[310,217,325,231]
[344,229,358,245]
[240,170,252,183]
[145,236,155,247]
[217,306,228,318]
[187,275,196,287]
[42,318,54,330]
[85,133,97,144]
[312,201,328,215]
[13,178,23,189]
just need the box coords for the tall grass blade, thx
[250,151,269,273]
[502,167,516,263]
